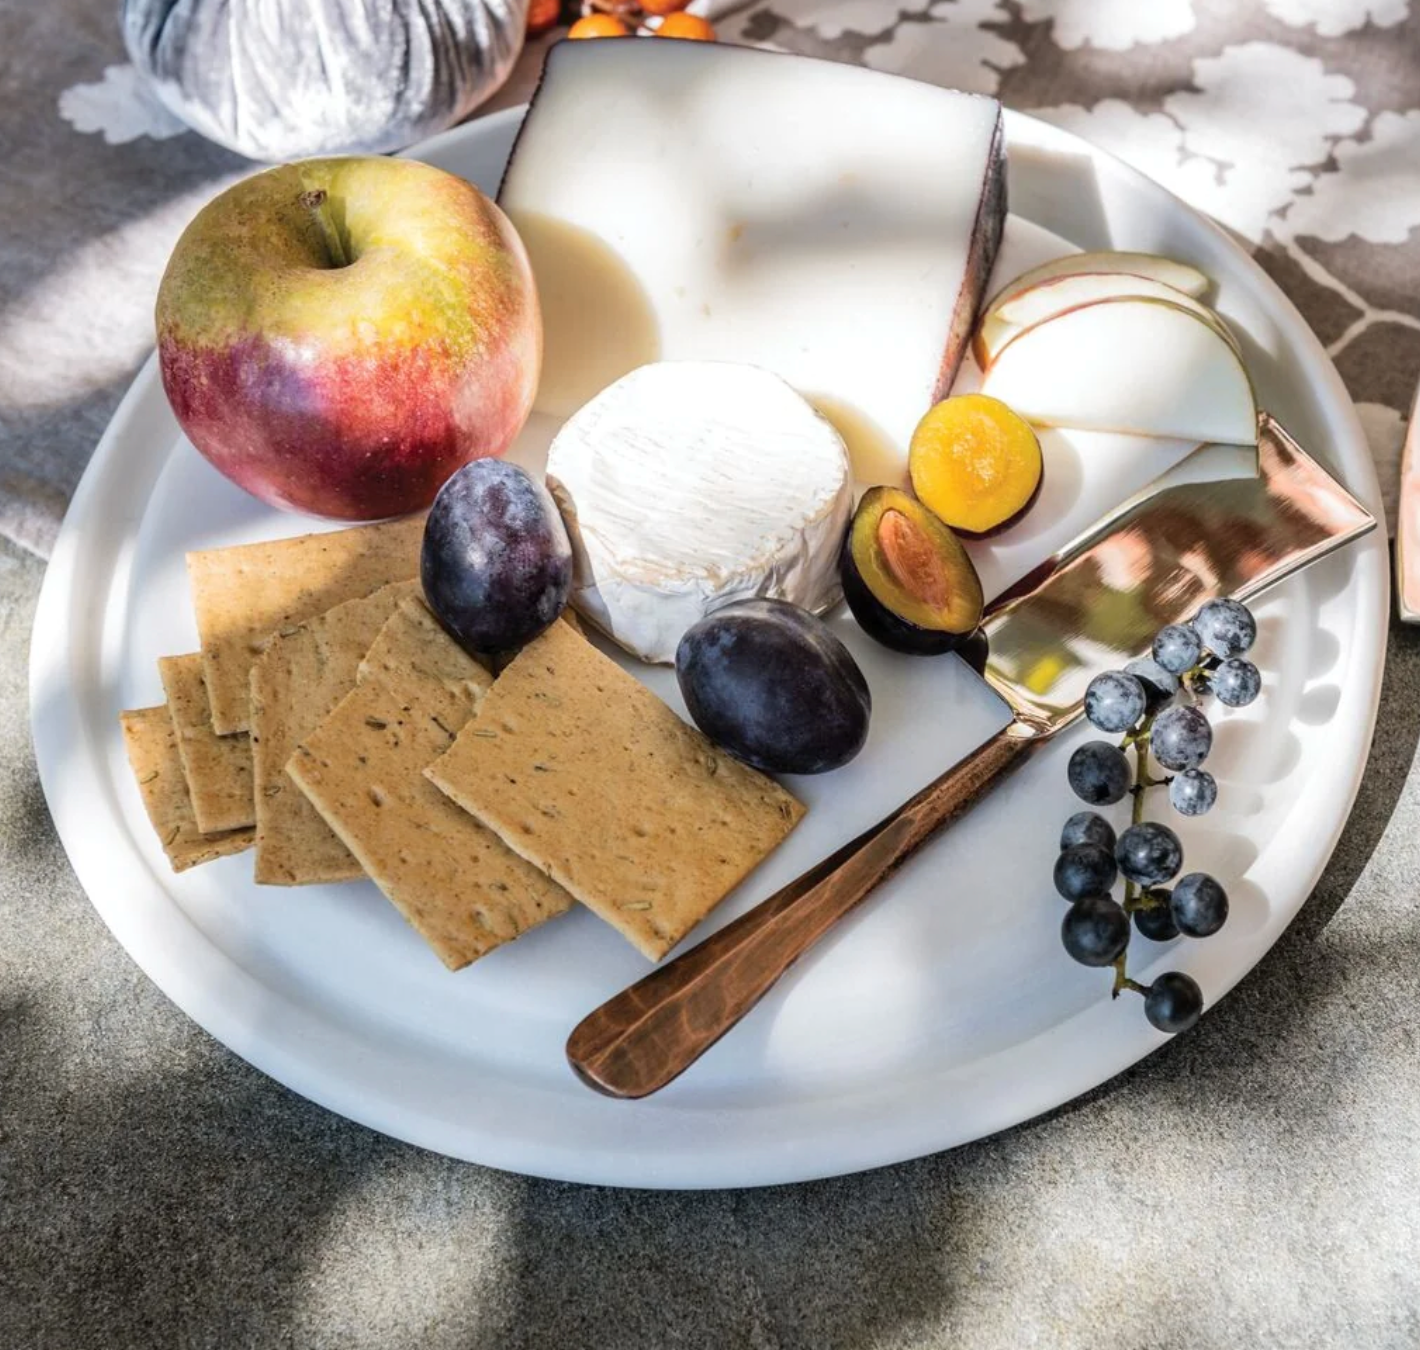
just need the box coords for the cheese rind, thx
[546,362,853,664]
[500,40,1005,475]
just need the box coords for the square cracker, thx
[158,654,254,833]
[286,598,574,970]
[424,619,805,961]
[249,579,423,886]
[188,515,424,736]
[120,706,254,872]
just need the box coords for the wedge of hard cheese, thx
[499,40,1005,478]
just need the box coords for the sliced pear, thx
[976,272,1241,369]
[979,297,1257,447]
[984,251,1211,312]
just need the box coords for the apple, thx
[982,250,1210,314]
[979,297,1257,446]
[156,157,541,520]
[974,272,1240,369]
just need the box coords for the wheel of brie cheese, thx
[546,362,853,664]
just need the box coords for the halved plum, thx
[909,394,1043,538]
[840,487,984,655]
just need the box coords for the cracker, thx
[120,706,254,872]
[286,599,574,969]
[188,515,424,735]
[355,593,494,696]
[424,619,805,961]
[249,580,422,886]
[157,654,254,833]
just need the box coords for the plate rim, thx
[30,101,1389,1188]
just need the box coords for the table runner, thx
[4,0,1417,554]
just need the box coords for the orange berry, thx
[640,0,691,14]
[568,13,630,36]
[654,11,716,37]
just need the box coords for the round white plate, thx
[31,106,1387,1188]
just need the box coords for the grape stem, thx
[1109,658,1216,999]
[1112,713,1157,998]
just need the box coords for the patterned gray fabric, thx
[121,0,528,160]
[4,0,1419,562]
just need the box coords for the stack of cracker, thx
[122,517,806,970]
[120,517,423,874]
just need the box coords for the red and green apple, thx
[156,156,541,520]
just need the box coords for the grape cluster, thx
[1057,599,1260,1035]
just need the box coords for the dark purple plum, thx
[422,459,572,655]
[840,487,983,655]
[676,599,870,775]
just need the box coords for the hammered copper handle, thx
[567,719,1052,1099]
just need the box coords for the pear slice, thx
[979,296,1257,447]
[975,272,1241,369]
[983,251,1210,312]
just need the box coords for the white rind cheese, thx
[546,362,853,664]
[499,40,1005,481]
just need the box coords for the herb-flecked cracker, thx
[249,579,421,886]
[286,599,574,970]
[424,619,805,961]
[188,515,423,735]
[158,654,254,833]
[120,706,254,872]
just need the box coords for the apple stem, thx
[299,189,349,269]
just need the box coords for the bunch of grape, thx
[1056,598,1261,1035]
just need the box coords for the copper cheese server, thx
[567,414,1376,1099]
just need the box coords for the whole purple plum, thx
[676,599,870,775]
[422,459,572,654]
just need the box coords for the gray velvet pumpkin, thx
[121,0,528,161]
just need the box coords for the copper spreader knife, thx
[566,415,1376,1099]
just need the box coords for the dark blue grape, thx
[1144,972,1204,1033]
[1084,671,1147,734]
[676,600,870,775]
[1151,704,1212,771]
[1061,811,1116,852]
[1116,821,1183,887]
[1169,768,1217,817]
[1133,892,1180,942]
[1068,741,1132,806]
[1171,872,1229,937]
[1125,657,1179,713]
[1194,598,1256,658]
[1061,895,1130,967]
[1152,623,1202,674]
[1054,844,1118,901]
[422,459,572,654]
[1213,658,1261,708]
